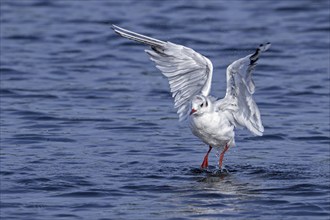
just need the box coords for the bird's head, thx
[190,95,210,116]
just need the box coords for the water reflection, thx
[168,167,260,217]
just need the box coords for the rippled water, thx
[1,0,329,219]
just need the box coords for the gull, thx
[112,25,270,170]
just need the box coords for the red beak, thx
[190,108,197,115]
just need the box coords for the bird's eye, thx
[205,101,208,107]
[200,103,203,107]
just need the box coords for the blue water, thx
[1,0,329,219]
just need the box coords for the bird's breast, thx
[189,111,234,147]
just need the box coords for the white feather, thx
[113,25,270,149]
[112,25,213,121]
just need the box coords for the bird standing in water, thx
[112,25,270,170]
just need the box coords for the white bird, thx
[112,25,270,170]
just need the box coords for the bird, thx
[112,25,270,170]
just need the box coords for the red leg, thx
[219,144,229,169]
[201,145,212,169]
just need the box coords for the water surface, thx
[1,0,329,219]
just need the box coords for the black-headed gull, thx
[112,25,270,170]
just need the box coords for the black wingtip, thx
[250,48,260,64]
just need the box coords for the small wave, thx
[291,136,330,141]
[5,34,42,41]
[54,191,107,198]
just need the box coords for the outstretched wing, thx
[217,43,271,136]
[112,25,213,121]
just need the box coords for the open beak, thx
[190,108,197,115]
